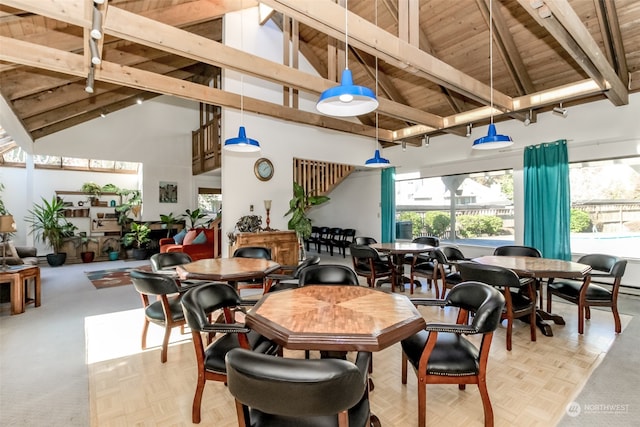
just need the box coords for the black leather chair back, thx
[293,255,321,278]
[181,283,243,331]
[457,262,521,289]
[226,348,366,421]
[298,264,359,286]
[440,246,467,262]
[150,252,192,271]
[130,269,180,295]
[354,236,377,245]
[578,254,627,278]
[493,245,542,257]
[349,244,382,262]
[233,246,272,260]
[412,236,439,246]
[447,281,505,334]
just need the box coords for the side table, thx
[0,265,41,315]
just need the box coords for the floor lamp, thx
[0,214,17,271]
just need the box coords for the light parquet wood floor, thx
[88,283,631,427]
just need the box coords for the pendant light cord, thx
[240,0,244,124]
[489,0,494,125]
[375,0,378,146]
[345,0,349,70]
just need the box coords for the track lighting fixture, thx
[136,98,143,105]
[91,6,102,39]
[401,141,406,151]
[422,135,430,147]
[466,124,472,138]
[100,110,107,118]
[553,103,568,117]
[89,38,101,65]
[524,109,532,126]
[85,66,95,93]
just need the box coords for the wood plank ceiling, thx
[0,0,638,149]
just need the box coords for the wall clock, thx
[254,158,274,181]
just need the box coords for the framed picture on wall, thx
[159,181,177,203]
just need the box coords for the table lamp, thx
[0,214,17,271]
[263,200,272,231]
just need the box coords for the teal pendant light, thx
[472,0,513,150]
[316,0,378,117]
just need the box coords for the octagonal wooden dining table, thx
[245,285,426,352]
[175,257,280,283]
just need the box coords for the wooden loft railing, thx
[293,158,355,198]
[192,114,221,175]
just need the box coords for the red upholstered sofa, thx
[159,228,217,261]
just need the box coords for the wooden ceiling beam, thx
[262,0,513,111]
[594,0,629,88]
[0,35,395,142]
[476,0,535,95]
[517,0,627,106]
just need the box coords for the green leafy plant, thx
[284,182,329,239]
[122,222,151,249]
[101,237,120,254]
[182,208,207,229]
[26,196,77,253]
[74,233,98,253]
[160,212,180,237]
[81,182,102,197]
[570,209,592,233]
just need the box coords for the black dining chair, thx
[129,269,193,363]
[493,245,544,307]
[266,255,321,292]
[298,264,359,286]
[226,348,376,427]
[181,283,280,424]
[349,244,395,290]
[547,253,627,334]
[401,281,505,427]
[458,261,537,351]
[232,246,272,292]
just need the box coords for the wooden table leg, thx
[10,275,25,315]
[33,271,41,307]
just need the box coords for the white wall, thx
[220,8,380,254]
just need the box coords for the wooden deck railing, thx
[192,114,221,175]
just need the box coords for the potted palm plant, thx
[182,208,207,229]
[122,222,151,260]
[26,196,77,266]
[160,212,179,237]
[284,182,329,259]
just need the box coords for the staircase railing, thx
[293,158,355,198]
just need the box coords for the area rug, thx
[85,264,152,289]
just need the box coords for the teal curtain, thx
[381,167,396,243]
[523,140,571,260]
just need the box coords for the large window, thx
[198,187,222,216]
[396,156,640,258]
[396,169,514,245]
[569,156,640,258]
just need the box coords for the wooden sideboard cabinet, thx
[232,230,299,266]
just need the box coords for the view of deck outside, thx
[395,157,640,260]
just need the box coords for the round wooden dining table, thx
[175,257,280,282]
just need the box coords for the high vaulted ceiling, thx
[0,0,638,149]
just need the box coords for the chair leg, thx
[505,316,513,351]
[478,377,495,427]
[417,382,427,427]
[585,306,591,319]
[161,324,172,363]
[612,304,622,333]
[401,352,408,384]
[546,289,552,313]
[141,318,150,350]
[192,375,206,423]
[578,303,585,334]
[530,309,537,342]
